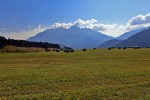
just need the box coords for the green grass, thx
[0,49,150,99]
[0,45,45,53]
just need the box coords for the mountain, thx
[97,27,148,48]
[28,26,113,49]
[117,27,148,40]
[98,39,123,48]
[116,27,150,47]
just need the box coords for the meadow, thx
[0,48,150,99]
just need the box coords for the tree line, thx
[0,36,60,49]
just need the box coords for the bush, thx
[6,50,9,53]
[70,49,74,52]
[56,49,60,52]
[118,47,121,49]
[123,47,126,49]
[108,48,111,50]
[82,49,86,51]
[45,49,50,52]
[64,49,69,53]
[93,48,96,50]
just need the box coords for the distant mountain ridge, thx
[98,27,149,48]
[98,39,123,48]
[28,26,150,49]
[116,27,150,47]
[117,27,148,40]
[28,26,114,49]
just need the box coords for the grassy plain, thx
[0,46,45,53]
[0,48,150,99]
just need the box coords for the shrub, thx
[56,49,60,52]
[70,49,74,52]
[123,47,126,49]
[82,49,86,51]
[118,47,121,49]
[108,48,111,50]
[64,49,69,53]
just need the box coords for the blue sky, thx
[0,0,150,39]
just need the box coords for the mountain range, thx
[116,27,150,47]
[28,26,150,49]
[116,27,148,40]
[98,39,123,48]
[98,27,150,48]
[28,26,113,49]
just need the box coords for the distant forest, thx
[0,36,60,49]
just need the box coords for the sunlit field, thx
[0,48,150,99]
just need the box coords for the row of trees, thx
[0,36,60,49]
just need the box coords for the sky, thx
[0,0,150,39]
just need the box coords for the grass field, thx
[0,46,46,53]
[0,48,150,99]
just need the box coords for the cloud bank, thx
[51,14,150,37]
[128,14,150,26]
[0,25,46,40]
[126,14,150,30]
[1,13,150,39]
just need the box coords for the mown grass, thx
[0,46,45,53]
[0,49,150,99]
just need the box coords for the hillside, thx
[0,36,60,49]
[117,27,148,40]
[98,39,122,48]
[116,27,150,47]
[28,26,114,49]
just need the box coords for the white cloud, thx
[51,23,73,29]
[128,14,150,26]
[51,19,98,29]
[49,19,127,37]
[125,14,150,31]
[74,19,97,27]
[1,13,150,39]
[0,25,46,40]
[86,24,108,31]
